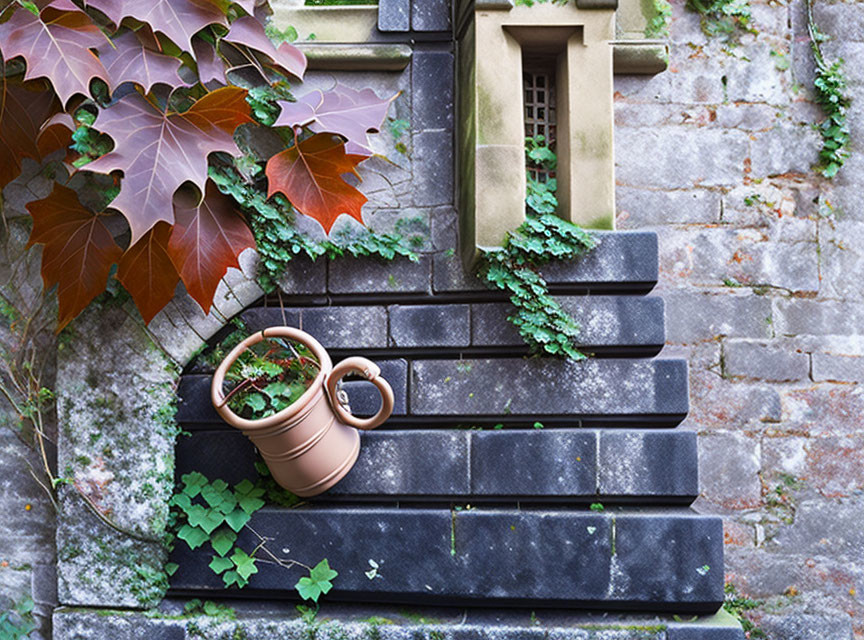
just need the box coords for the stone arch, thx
[55,251,263,608]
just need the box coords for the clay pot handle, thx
[325,357,394,431]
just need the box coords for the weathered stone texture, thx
[616,0,864,633]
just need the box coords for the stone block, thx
[328,256,432,295]
[434,232,659,294]
[663,290,773,344]
[332,431,470,497]
[657,227,819,293]
[755,612,854,640]
[170,507,724,610]
[412,130,454,207]
[412,51,454,130]
[278,255,327,296]
[697,432,761,510]
[598,430,698,500]
[239,306,301,333]
[724,340,810,382]
[411,0,450,31]
[470,297,665,351]
[772,496,864,557]
[53,610,185,640]
[53,605,746,640]
[341,359,409,416]
[689,372,782,429]
[819,220,864,301]
[299,306,389,349]
[616,187,721,228]
[615,127,749,189]
[409,358,689,422]
[469,430,597,497]
[749,123,821,178]
[812,353,864,383]
[378,0,410,32]
[389,304,470,348]
[773,298,864,337]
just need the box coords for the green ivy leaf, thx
[231,548,259,581]
[185,504,225,535]
[164,562,179,577]
[181,472,208,498]
[210,527,238,556]
[177,524,209,550]
[295,559,338,603]
[209,555,235,575]
[224,507,252,532]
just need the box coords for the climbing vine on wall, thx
[645,0,673,39]
[0,0,401,330]
[805,0,851,179]
[686,0,753,39]
[479,136,596,361]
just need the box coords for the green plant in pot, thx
[211,327,394,498]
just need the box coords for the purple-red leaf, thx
[266,133,368,234]
[25,183,124,330]
[85,86,253,245]
[193,36,227,85]
[98,31,185,94]
[222,16,305,80]
[117,222,179,324]
[85,0,227,53]
[0,2,109,104]
[274,85,396,154]
[0,80,64,188]
[168,181,255,314]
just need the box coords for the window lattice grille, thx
[523,69,556,183]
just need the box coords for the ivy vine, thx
[805,0,851,179]
[645,0,673,39]
[478,136,596,361]
[0,597,36,640]
[686,0,754,40]
[167,466,336,601]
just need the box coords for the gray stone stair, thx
[178,358,687,425]
[176,429,698,503]
[53,604,746,640]
[170,507,724,612]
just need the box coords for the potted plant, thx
[210,327,393,497]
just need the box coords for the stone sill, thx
[54,603,745,639]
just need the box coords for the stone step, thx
[177,358,687,426]
[170,507,724,612]
[176,429,698,504]
[54,604,746,639]
[227,295,665,357]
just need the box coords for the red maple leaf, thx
[116,222,179,324]
[0,79,65,188]
[0,1,110,105]
[266,133,368,234]
[84,86,253,244]
[168,181,255,314]
[222,16,306,80]
[25,183,124,331]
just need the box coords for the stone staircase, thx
[164,232,745,639]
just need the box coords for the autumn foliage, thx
[0,0,395,327]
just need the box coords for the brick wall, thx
[616,1,863,637]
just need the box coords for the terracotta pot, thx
[210,327,394,497]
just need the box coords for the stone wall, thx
[615,1,863,637]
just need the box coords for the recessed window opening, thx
[523,54,557,185]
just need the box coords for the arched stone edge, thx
[55,250,264,609]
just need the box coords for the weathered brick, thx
[756,612,854,640]
[378,0,409,32]
[812,353,864,383]
[412,51,453,130]
[750,123,821,179]
[470,297,665,350]
[617,187,720,228]
[300,306,389,349]
[328,256,432,295]
[697,431,761,509]
[774,298,864,337]
[411,0,449,31]
[773,496,864,557]
[389,304,470,348]
[782,384,864,435]
[615,127,749,189]
[724,340,810,382]
[663,290,773,343]
[658,227,820,293]
[412,130,453,207]
[819,220,864,301]
[689,372,782,429]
